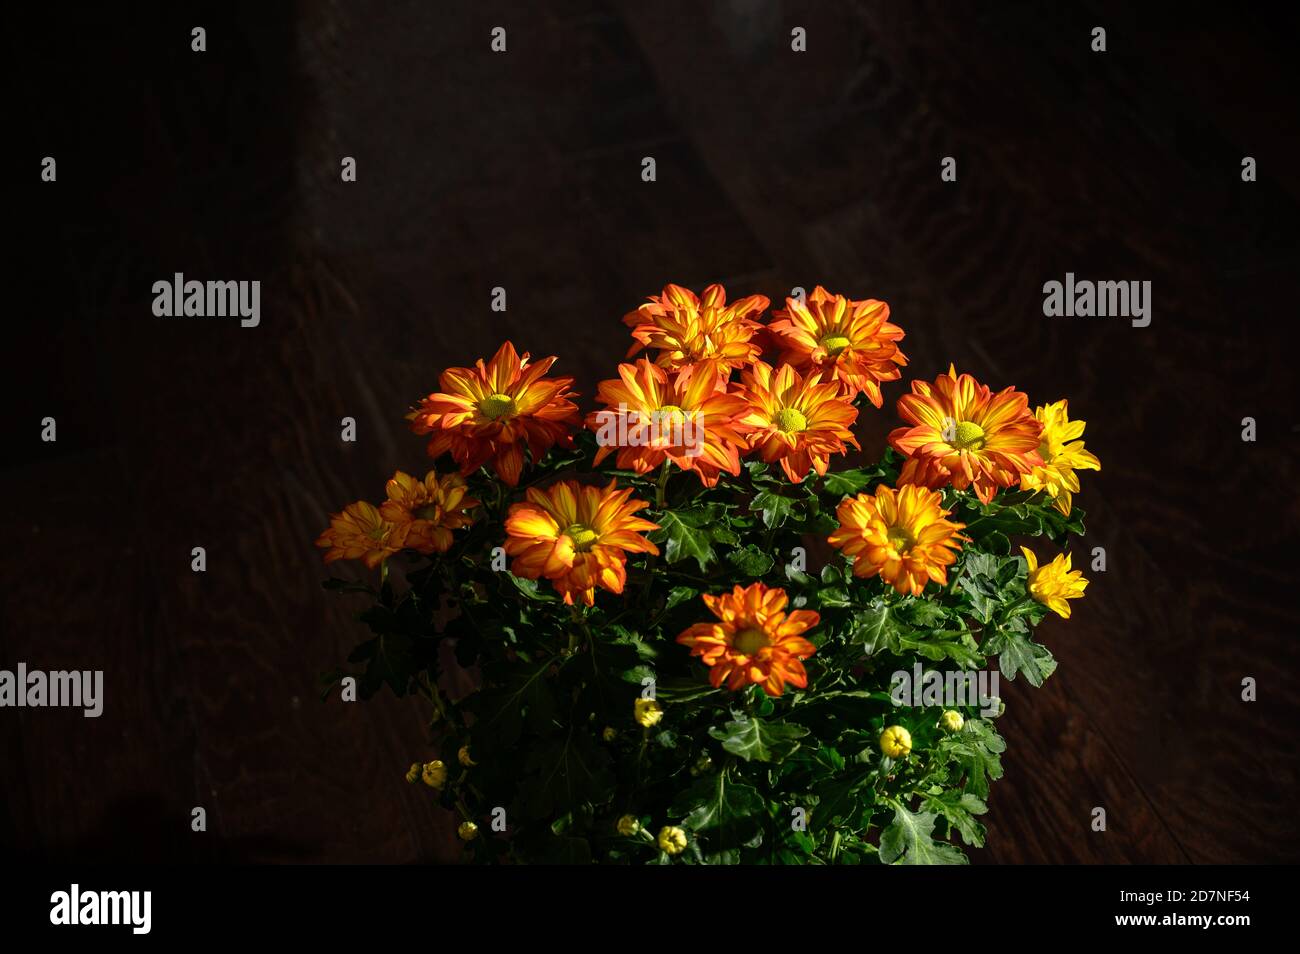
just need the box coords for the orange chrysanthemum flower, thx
[503,479,659,606]
[378,470,478,555]
[623,283,769,376]
[735,361,859,482]
[768,286,907,406]
[827,484,966,596]
[586,359,751,487]
[889,365,1043,504]
[1019,400,1101,516]
[316,500,407,569]
[407,341,581,487]
[676,583,818,697]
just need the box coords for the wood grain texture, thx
[3,0,1297,863]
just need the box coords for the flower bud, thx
[616,814,641,837]
[657,825,687,855]
[458,745,476,767]
[602,726,618,742]
[940,710,964,733]
[421,759,448,789]
[404,762,422,784]
[879,725,912,759]
[458,821,478,842]
[634,698,663,728]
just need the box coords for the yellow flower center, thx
[414,503,443,522]
[820,335,852,356]
[657,404,687,424]
[563,523,600,551]
[952,420,986,450]
[478,393,516,421]
[774,407,808,433]
[887,527,915,554]
[733,626,769,656]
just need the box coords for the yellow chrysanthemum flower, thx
[504,479,660,606]
[940,710,964,733]
[889,366,1043,504]
[1020,400,1101,515]
[407,341,581,487]
[676,582,818,697]
[458,821,479,842]
[623,283,769,376]
[768,286,907,406]
[735,361,860,483]
[634,698,663,728]
[586,359,752,487]
[1021,546,1088,618]
[616,815,641,836]
[827,484,966,596]
[657,826,688,855]
[880,725,912,758]
[378,470,478,554]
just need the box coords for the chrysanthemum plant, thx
[318,284,1099,864]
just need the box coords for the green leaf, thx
[943,720,1006,798]
[671,771,765,861]
[726,545,775,578]
[506,573,556,601]
[708,715,809,763]
[821,468,878,497]
[810,773,868,832]
[665,585,700,611]
[751,490,798,529]
[851,603,897,655]
[922,791,988,848]
[891,631,985,669]
[650,507,723,571]
[520,728,616,818]
[985,628,1057,686]
[470,658,557,747]
[879,803,968,865]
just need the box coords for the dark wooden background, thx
[5,0,1298,864]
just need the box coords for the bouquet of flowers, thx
[316,283,1099,864]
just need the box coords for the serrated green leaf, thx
[879,803,968,865]
[708,715,809,762]
[726,544,775,577]
[821,467,878,496]
[751,490,798,529]
[986,628,1057,686]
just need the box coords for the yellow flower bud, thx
[421,759,448,789]
[458,821,478,842]
[602,726,618,742]
[458,745,476,767]
[616,814,641,837]
[879,725,912,759]
[404,762,421,784]
[634,697,663,728]
[657,825,687,855]
[940,710,964,733]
